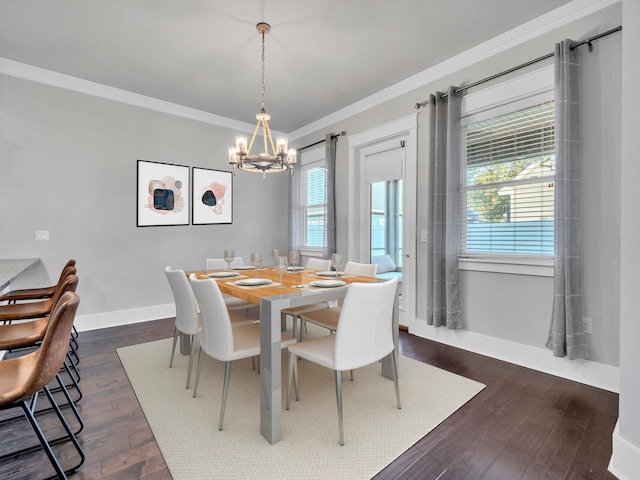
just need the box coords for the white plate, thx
[206,271,240,278]
[315,271,339,277]
[234,278,271,286]
[287,266,305,272]
[233,265,256,270]
[309,280,346,288]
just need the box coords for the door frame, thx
[347,114,417,331]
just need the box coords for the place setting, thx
[206,270,242,279]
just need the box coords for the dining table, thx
[189,265,399,445]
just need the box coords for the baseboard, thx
[74,304,175,333]
[74,305,619,392]
[609,421,640,480]
[412,320,619,393]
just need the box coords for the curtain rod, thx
[298,130,347,152]
[414,25,622,109]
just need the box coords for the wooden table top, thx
[189,267,380,306]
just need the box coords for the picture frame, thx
[137,160,190,227]
[192,167,233,225]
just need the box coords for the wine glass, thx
[288,250,300,271]
[331,253,344,278]
[223,249,235,271]
[271,248,280,265]
[274,256,288,288]
[250,252,262,278]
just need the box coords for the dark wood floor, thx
[0,315,619,479]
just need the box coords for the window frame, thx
[297,146,327,258]
[459,66,555,276]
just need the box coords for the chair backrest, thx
[206,257,245,270]
[189,274,234,361]
[56,265,77,286]
[50,274,79,306]
[334,277,398,371]
[165,267,200,335]
[344,261,378,277]
[305,257,331,271]
[23,291,80,399]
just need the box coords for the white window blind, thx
[461,100,555,256]
[298,146,327,251]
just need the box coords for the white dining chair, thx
[189,274,297,430]
[166,267,253,389]
[286,277,400,445]
[205,258,255,312]
[305,257,331,271]
[281,257,332,340]
[299,261,379,339]
[165,266,202,389]
[206,257,245,270]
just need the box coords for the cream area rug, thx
[117,325,485,480]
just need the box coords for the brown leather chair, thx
[0,275,82,398]
[0,273,78,324]
[0,260,76,304]
[0,291,84,479]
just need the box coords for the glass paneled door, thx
[349,116,417,332]
[370,179,403,305]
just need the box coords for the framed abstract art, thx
[137,160,190,226]
[192,167,233,225]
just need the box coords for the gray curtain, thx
[426,86,462,329]
[546,40,589,359]
[288,157,302,253]
[323,133,337,259]
[288,133,337,260]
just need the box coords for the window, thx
[459,67,555,273]
[297,146,327,254]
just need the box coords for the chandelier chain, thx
[261,29,266,113]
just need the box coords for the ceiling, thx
[0,0,574,133]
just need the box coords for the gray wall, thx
[619,0,640,453]
[0,75,289,316]
[0,4,622,369]
[292,4,622,367]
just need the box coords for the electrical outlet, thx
[582,317,593,334]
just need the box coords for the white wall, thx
[0,75,289,320]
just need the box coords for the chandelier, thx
[228,22,296,179]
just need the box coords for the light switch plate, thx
[420,230,427,243]
[35,230,49,241]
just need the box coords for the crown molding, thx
[287,0,620,141]
[0,57,260,135]
[1,0,619,141]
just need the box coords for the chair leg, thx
[219,361,232,430]
[43,385,85,474]
[54,373,84,436]
[19,399,68,480]
[192,349,204,398]
[391,350,402,409]
[169,327,178,368]
[186,334,197,389]
[334,370,344,446]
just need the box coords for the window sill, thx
[300,247,324,258]
[459,256,553,277]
